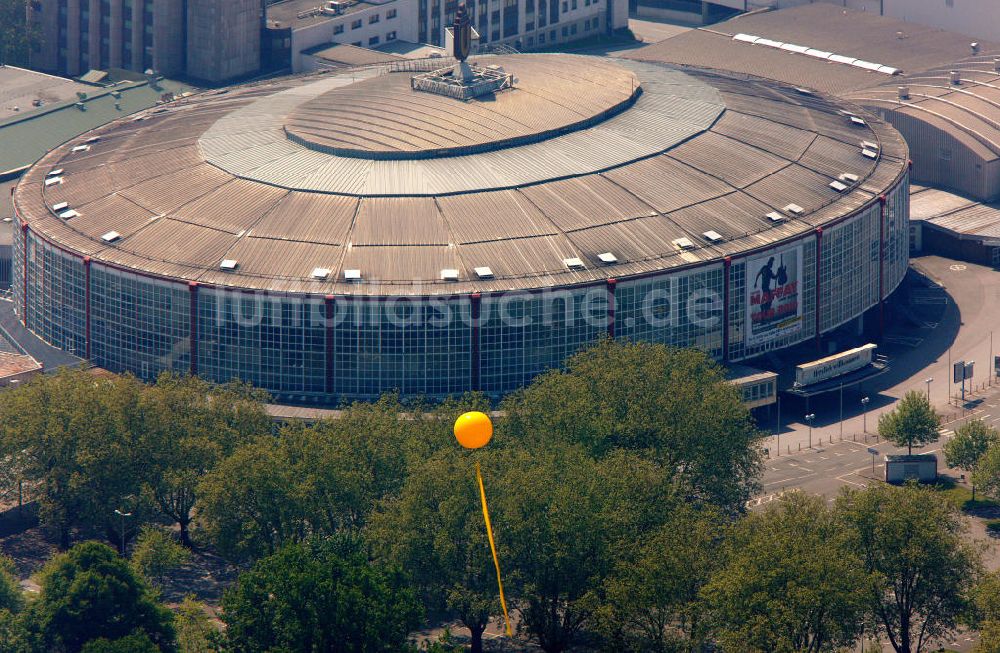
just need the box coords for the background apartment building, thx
[28,0,263,83]
[418,0,626,50]
[265,0,628,73]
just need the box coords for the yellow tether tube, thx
[476,461,513,637]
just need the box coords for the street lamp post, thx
[114,508,132,557]
[775,393,781,457]
[839,384,844,440]
[925,377,933,402]
[805,413,815,449]
[861,396,870,434]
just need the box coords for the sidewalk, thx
[761,255,1000,458]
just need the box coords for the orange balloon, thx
[454,411,493,449]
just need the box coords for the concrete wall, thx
[187,0,262,82]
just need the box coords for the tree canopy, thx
[877,391,941,455]
[27,541,175,653]
[836,483,981,653]
[221,536,422,653]
[705,493,869,653]
[944,419,998,501]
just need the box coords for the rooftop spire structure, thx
[453,3,472,63]
[453,3,474,82]
[412,1,514,99]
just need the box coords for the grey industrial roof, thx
[912,186,1000,240]
[267,0,386,29]
[304,42,406,68]
[846,54,1000,164]
[13,53,908,296]
[0,76,193,177]
[629,4,995,96]
[0,66,96,120]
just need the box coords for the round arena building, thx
[10,53,910,403]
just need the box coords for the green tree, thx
[0,0,38,67]
[704,493,869,653]
[500,340,764,514]
[174,596,221,653]
[972,442,1000,504]
[130,526,190,588]
[836,483,981,653]
[197,396,417,562]
[0,555,23,615]
[80,632,160,653]
[369,451,499,653]
[878,391,941,455]
[26,541,175,653]
[943,419,997,501]
[492,445,653,653]
[138,374,271,547]
[221,536,422,653]
[595,504,723,652]
[0,370,153,550]
[973,571,1000,653]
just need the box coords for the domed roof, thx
[14,53,908,296]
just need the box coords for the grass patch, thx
[987,520,1000,535]
[931,479,999,512]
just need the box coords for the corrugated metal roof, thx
[14,53,907,296]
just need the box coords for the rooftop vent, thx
[794,87,814,95]
[862,140,879,151]
[47,168,63,177]
[829,180,848,192]
[951,70,961,85]
[898,86,909,100]
[563,257,585,270]
[783,204,804,215]
[474,266,494,279]
[85,136,100,144]
[839,173,860,183]
[59,209,79,219]
[861,148,879,160]
[44,176,63,186]
[850,116,867,127]
[311,267,331,280]
[995,58,1000,73]
[597,252,618,265]
[672,237,695,250]
[101,231,121,243]
[220,259,238,271]
[972,42,980,55]
[51,201,69,212]
[343,269,362,281]
[71,145,90,153]
[703,230,724,243]
[766,211,785,223]
[440,268,460,281]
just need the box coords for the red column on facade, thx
[606,278,617,339]
[188,281,198,376]
[470,293,482,392]
[83,256,91,360]
[815,228,823,350]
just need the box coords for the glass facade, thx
[12,171,909,402]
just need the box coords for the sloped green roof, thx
[0,77,191,177]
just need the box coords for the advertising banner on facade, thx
[746,245,803,346]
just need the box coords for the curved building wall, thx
[11,171,909,403]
